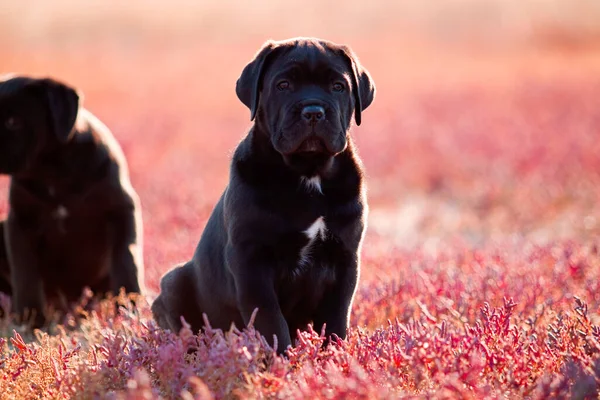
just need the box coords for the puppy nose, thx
[301,105,325,122]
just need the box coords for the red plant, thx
[1,10,600,398]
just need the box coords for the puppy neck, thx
[235,127,363,202]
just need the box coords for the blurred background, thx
[1,0,599,290]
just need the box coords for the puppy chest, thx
[41,216,111,261]
[276,219,336,317]
[300,216,327,261]
[289,217,337,281]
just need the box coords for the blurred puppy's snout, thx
[301,105,326,122]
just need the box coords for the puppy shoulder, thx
[79,109,138,196]
[78,109,128,169]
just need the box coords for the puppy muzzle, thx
[287,102,346,153]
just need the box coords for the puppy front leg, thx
[0,220,12,296]
[313,253,360,342]
[228,244,291,353]
[229,245,291,353]
[5,214,46,327]
[237,280,292,354]
[108,206,144,296]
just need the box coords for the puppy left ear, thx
[32,79,80,143]
[340,47,375,126]
[236,41,280,121]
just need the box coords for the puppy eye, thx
[4,116,23,131]
[277,81,290,91]
[332,82,345,92]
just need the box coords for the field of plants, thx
[1,1,599,398]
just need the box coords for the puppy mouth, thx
[295,137,327,154]
[280,135,336,176]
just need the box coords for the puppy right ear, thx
[43,79,80,144]
[236,41,279,121]
[26,78,81,144]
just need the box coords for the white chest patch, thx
[304,216,327,240]
[53,205,69,219]
[297,216,327,270]
[301,175,322,194]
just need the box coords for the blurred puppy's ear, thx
[29,78,81,143]
[236,40,281,121]
[339,46,375,126]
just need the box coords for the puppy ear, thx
[30,79,80,143]
[340,47,375,126]
[236,41,279,121]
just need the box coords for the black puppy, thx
[152,37,375,353]
[0,75,144,326]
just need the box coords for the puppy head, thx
[0,75,80,174]
[236,37,375,174]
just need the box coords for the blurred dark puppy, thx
[0,75,144,326]
[152,37,375,353]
